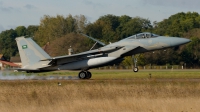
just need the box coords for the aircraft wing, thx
[46,46,124,65]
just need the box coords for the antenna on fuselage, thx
[68,46,73,55]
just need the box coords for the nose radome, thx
[181,38,191,44]
[170,37,191,47]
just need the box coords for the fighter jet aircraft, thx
[15,32,190,79]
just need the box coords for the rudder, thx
[15,37,51,69]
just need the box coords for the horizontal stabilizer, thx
[16,68,39,71]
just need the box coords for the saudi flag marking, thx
[22,45,28,49]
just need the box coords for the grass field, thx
[0,69,200,112]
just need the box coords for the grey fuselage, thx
[16,32,190,72]
[44,33,190,71]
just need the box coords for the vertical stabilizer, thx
[16,37,51,68]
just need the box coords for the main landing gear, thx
[78,71,92,79]
[132,55,139,72]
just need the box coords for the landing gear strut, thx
[132,55,139,72]
[78,71,92,79]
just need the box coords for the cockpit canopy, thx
[126,32,159,39]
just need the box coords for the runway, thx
[0,69,200,82]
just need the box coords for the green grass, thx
[9,69,200,79]
[1,69,200,112]
[87,69,200,79]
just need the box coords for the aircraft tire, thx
[78,71,87,79]
[85,71,92,79]
[133,67,139,72]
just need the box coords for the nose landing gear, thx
[133,67,138,72]
[132,55,139,72]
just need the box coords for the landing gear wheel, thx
[78,71,92,79]
[132,55,140,72]
[78,71,87,79]
[133,67,138,72]
[85,71,92,79]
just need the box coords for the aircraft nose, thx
[170,37,191,47]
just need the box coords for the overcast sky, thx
[0,0,200,32]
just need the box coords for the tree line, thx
[0,12,200,68]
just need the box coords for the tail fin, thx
[16,37,51,68]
